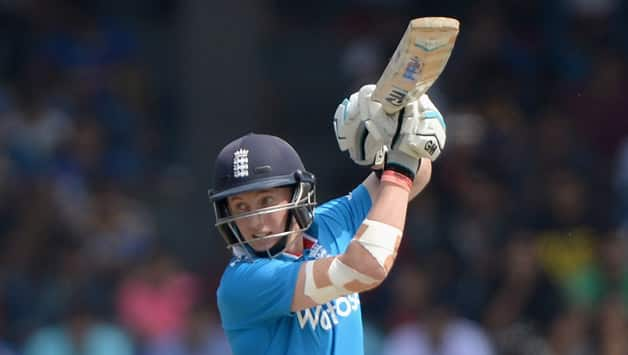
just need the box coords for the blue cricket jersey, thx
[217,184,372,355]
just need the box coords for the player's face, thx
[227,187,294,251]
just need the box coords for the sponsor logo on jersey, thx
[296,294,360,331]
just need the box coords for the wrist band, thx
[383,162,415,181]
[381,170,412,192]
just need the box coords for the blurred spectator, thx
[1,181,75,341]
[615,139,628,227]
[566,0,620,18]
[50,116,103,236]
[561,50,628,156]
[0,0,176,352]
[381,263,494,355]
[532,111,593,176]
[534,169,598,284]
[446,170,507,268]
[382,313,494,355]
[595,293,628,355]
[117,252,201,345]
[363,318,385,355]
[0,301,17,355]
[0,150,17,241]
[403,191,442,257]
[439,166,508,323]
[483,230,564,354]
[545,309,592,355]
[382,262,432,329]
[0,343,16,355]
[0,87,73,177]
[34,4,138,94]
[143,303,231,355]
[81,181,156,272]
[566,229,628,311]
[22,299,134,355]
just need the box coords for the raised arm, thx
[363,157,432,203]
[291,173,411,311]
[291,86,446,311]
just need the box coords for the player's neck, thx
[283,232,304,256]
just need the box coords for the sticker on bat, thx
[414,37,449,52]
[403,56,422,81]
[384,87,408,107]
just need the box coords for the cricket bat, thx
[371,17,460,114]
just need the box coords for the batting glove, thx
[333,85,387,166]
[365,95,447,178]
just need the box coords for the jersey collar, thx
[279,234,317,260]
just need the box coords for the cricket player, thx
[209,85,447,355]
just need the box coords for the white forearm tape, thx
[304,258,377,304]
[356,219,401,268]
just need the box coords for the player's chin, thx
[249,237,280,252]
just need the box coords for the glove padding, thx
[334,85,446,172]
[333,85,388,166]
[365,94,447,162]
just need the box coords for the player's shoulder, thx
[219,257,293,292]
[222,256,278,278]
[315,184,367,214]
[218,258,268,301]
[217,257,300,310]
[314,184,371,223]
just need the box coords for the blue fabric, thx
[217,184,372,355]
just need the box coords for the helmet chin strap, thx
[254,211,301,258]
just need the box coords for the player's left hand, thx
[333,85,387,166]
[365,94,447,161]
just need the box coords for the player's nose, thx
[244,212,266,231]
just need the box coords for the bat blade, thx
[372,17,460,114]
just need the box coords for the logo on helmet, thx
[233,148,249,178]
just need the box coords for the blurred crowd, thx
[0,1,229,354]
[0,0,627,355]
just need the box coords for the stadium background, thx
[0,0,627,354]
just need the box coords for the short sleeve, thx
[313,184,372,249]
[217,258,302,329]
